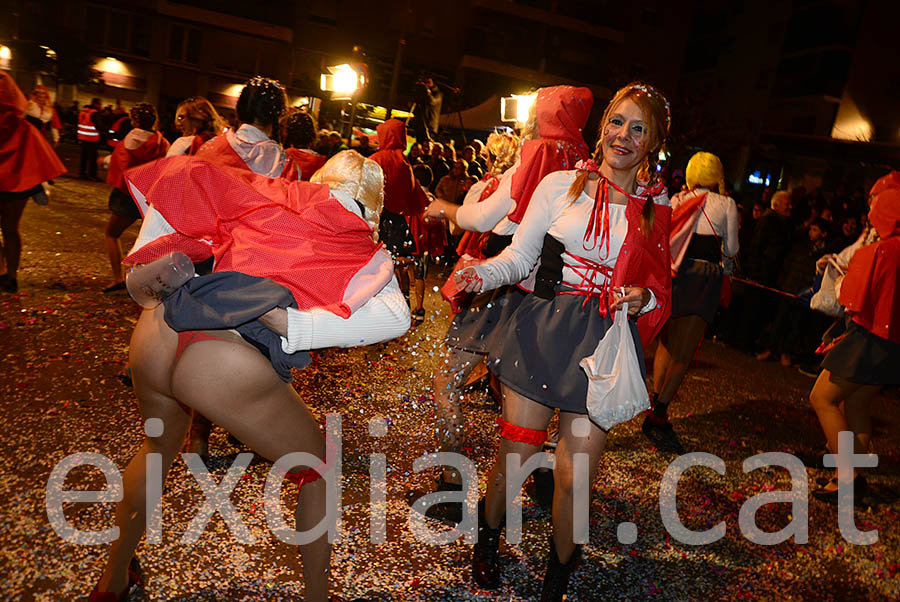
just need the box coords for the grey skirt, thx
[445,285,527,354]
[670,258,723,324]
[821,321,900,385]
[490,290,646,414]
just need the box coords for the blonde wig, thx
[311,150,385,237]
[685,152,725,195]
[484,131,520,176]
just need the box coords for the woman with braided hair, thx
[455,82,672,600]
[643,152,739,451]
[102,102,169,293]
[414,88,592,526]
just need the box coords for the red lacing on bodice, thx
[559,251,614,315]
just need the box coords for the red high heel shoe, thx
[87,557,144,602]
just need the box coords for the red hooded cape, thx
[123,156,386,317]
[508,86,592,223]
[839,188,900,344]
[0,72,66,192]
[106,131,170,193]
[285,147,327,181]
[369,119,427,216]
[456,174,501,258]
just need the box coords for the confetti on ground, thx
[1,177,899,601]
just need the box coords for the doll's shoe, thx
[87,557,144,601]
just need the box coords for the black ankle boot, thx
[423,476,463,526]
[472,499,502,590]
[540,544,582,602]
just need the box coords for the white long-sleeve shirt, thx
[454,160,520,235]
[685,189,740,258]
[280,189,409,351]
[472,170,667,312]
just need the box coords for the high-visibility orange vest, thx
[77,108,100,142]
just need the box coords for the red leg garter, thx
[497,417,547,446]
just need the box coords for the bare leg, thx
[0,198,28,278]
[432,346,483,483]
[183,411,212,457]
[551,413,608,562]
[96,305,190,595]
[105,213,137,284]
[810,369,880,487]
[656,315,707,407]
[483,385,554,528]
[651,328,671,397]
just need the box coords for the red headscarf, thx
[369,119,427,216]
[508,85,592,223]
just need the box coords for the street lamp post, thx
[321,63,366,141]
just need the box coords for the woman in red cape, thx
[809,182,900,503]
[102,102,170,292]
[0,72,66,293]
[369,118,430,319]
[456,82,672,600]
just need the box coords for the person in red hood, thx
[0,71,66,293]
[809,180,900,504]
[102,102,170,292]
[281,108,327,180]
[369,118,430,321]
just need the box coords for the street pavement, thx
[1,176,898,601]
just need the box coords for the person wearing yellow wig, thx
[643,152,739,451]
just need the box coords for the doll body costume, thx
[822,188,900,384]
[123,154,406,378]
[469,170,671,412]
[0,72,66,197]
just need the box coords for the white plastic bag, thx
[579,305,650,431]
[810,259,844,318]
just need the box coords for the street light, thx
[320,63,362,99]
[501,93,537,126]
[0,45,11,61]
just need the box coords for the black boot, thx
[540,544,582,602]
[406,475,464,526]
[472,499,503,590]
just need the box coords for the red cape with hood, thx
[839,187,900,344]
[0,72,66,192]
[285,147,327,181]
[106,131,170,193]
[123,156,388,317]
[369,119,427,216]
[508,86,592,223]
